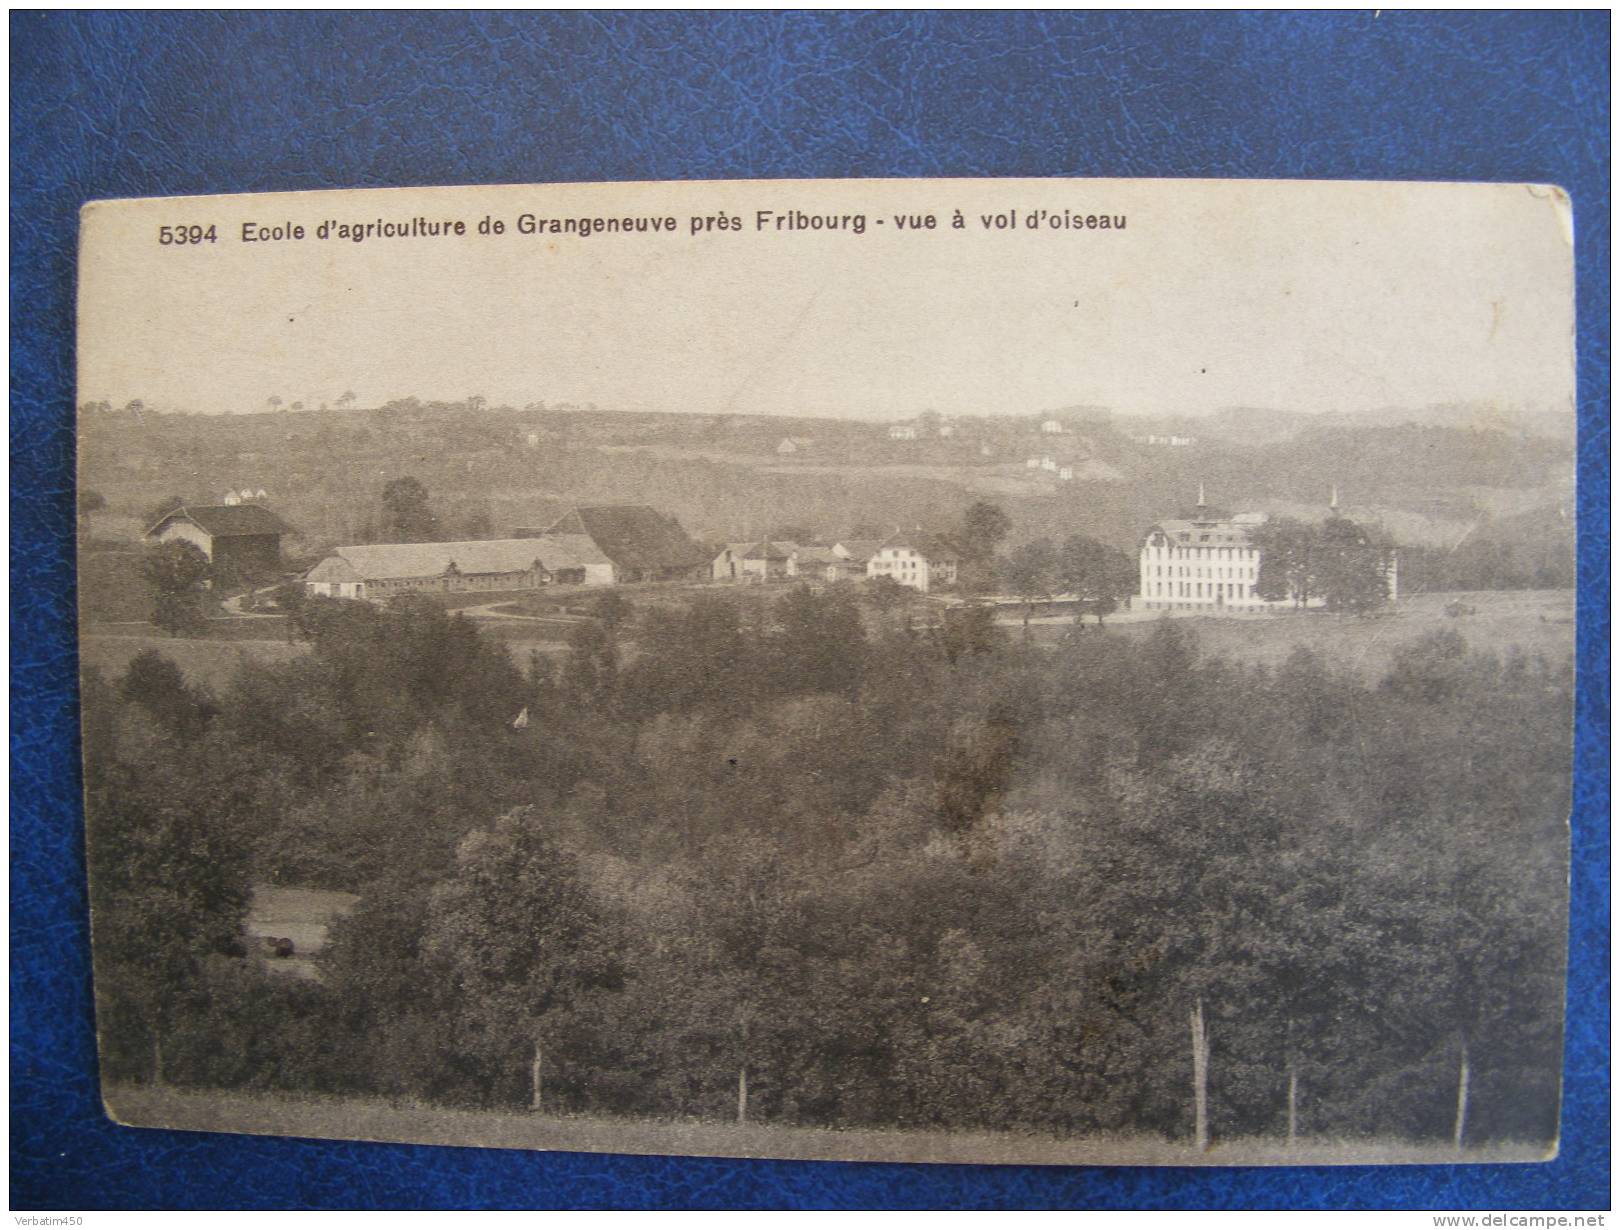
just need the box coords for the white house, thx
[887,424,919,441]
[866,532,960,593]
[1059,466,1074,481]
[1040,420,1066,434]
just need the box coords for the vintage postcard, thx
[76,178,1575,1165]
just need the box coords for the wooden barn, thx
[143,502,290,582]
[517,505,710,584]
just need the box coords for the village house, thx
[787,544,841,582]
[817,539,881,582]
[776,436,813,455]
[515,505,711,584]
[866,532,960,593]
[144,502,290,580]
[887,423,919,441]
[303,535,614,601]
[1040,419,1066,434]
[710,543,752,582]
[740,540,797,581]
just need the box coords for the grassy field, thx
[102,1085,1552,1167]
[245,885,360,981]
[80,633,309,691]
[1029,590,1574,682]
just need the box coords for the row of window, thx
[1150,581,1256,600]
[1147,545,1257,561]
[1150,564,1255,580]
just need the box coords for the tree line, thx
[82,569,1570,1147]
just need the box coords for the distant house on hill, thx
[887,424,919,441]
[303,536,613,601]
[520,505,710,583]
[867,532,960,593]
[1040,419,1066,434]
[776,436,813,455]
[144,502,290,580]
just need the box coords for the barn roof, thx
[742,540,798,561]
[545,505,709,571]
[879,531,961,561]
[310,535,610,582]
[833,538,883,563]
[146,503,290,540]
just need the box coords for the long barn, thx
[303,535,613,601]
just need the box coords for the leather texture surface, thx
[11,10,1609,1210]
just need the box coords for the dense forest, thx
[84,587,1570,1146]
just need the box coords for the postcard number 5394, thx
[158,224,217,245]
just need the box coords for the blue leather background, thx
[11,11,1609,1210]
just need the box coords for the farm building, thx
[787,545,843,582]
[518,505,711,584]
[144,502,290,581]
[866,532,960,593]
[303,536,613,601]
[831,539,883,573]
[710,543,754,582]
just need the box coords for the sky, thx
[78,178,1575,421]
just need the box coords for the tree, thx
[959,501,1012,565]
[1252,517,1317,608]
[86,747,252,1082]
[119,649,215,738]
[380,476,439,543]
[1001,539,1059,627]
[1314,517,1394,614]
[78,489,107,516]
[1057,534,1136,627]
[591,591,635,637]
[423,807,626,1108]
[338,390,357,407]
[140,540,212,636]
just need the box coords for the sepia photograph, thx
[74,177,1575,1167]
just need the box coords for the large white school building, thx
[1139,489,1397,613]
[1140,506,1274,613]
